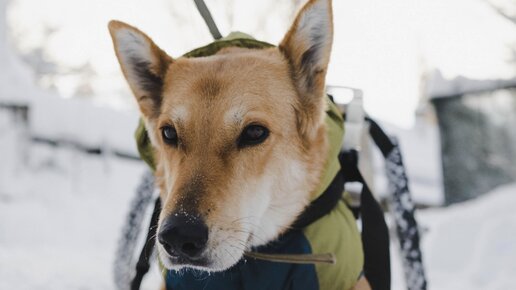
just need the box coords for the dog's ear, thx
[108,20,172,119]
[280,0,333,140]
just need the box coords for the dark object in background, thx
[113,170,156,290]
[432,87,516,205]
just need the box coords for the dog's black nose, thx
[158,213,208,259]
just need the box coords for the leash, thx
[193,0,222,40]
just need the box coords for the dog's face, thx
[109,0,333,272]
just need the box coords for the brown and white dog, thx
[109,0,370,288]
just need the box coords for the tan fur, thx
[109,0,371,288]
[155,48,325,213]
[108,21,171,118]
[279,0,334,142]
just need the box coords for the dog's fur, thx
[109,0,370,288]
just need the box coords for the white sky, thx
[6,0,516,127]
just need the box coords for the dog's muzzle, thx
[158,213,209,262]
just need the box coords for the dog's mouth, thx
[157,214,251,272]
[157,240,247,272]
[162,251,210,268]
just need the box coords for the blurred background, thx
[0,0,515,289]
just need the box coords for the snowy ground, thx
[1,104,516,290]
[390,183,516,290]
[0,113,146,289]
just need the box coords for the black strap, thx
[290,170,344,229]
[340,150,391,290]
[130,198,161,290]
[292,146,391,290]
[367,117,394,158]
[360,176,391,290]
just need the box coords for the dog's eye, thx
[161,125,178,146]
[239,125,269,147]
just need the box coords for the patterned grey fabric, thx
[113,170,156,290]
[385,138,427,290]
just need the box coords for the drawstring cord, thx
[244,251,336,265]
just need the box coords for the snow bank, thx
[0,0,39,104]
[391,183,516,290]
[31,94,140,156]
[0,133,149,289]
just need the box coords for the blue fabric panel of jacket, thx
[166,230,319,290]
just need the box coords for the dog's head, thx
[109,0,333,272]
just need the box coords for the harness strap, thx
[366,117,394,158]
[291,168,345,229]
[340,150,391,290]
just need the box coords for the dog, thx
[109,0,371,289]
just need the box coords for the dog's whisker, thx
[223,248,238,264]
[226,243,246,253]
[221,235,248,248]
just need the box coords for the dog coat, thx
[135,33,364,290]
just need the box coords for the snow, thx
[0,0,39,104]
[0,113,147,289]
[30,94,140,156]
[392,183,516,290]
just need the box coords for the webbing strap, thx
[290,169,344,229]
[340,150,391,290]
[366,117,394,157]
[360,177,391,290]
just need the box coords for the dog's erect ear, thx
[108,20,172,119]
[280,0,333,140]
